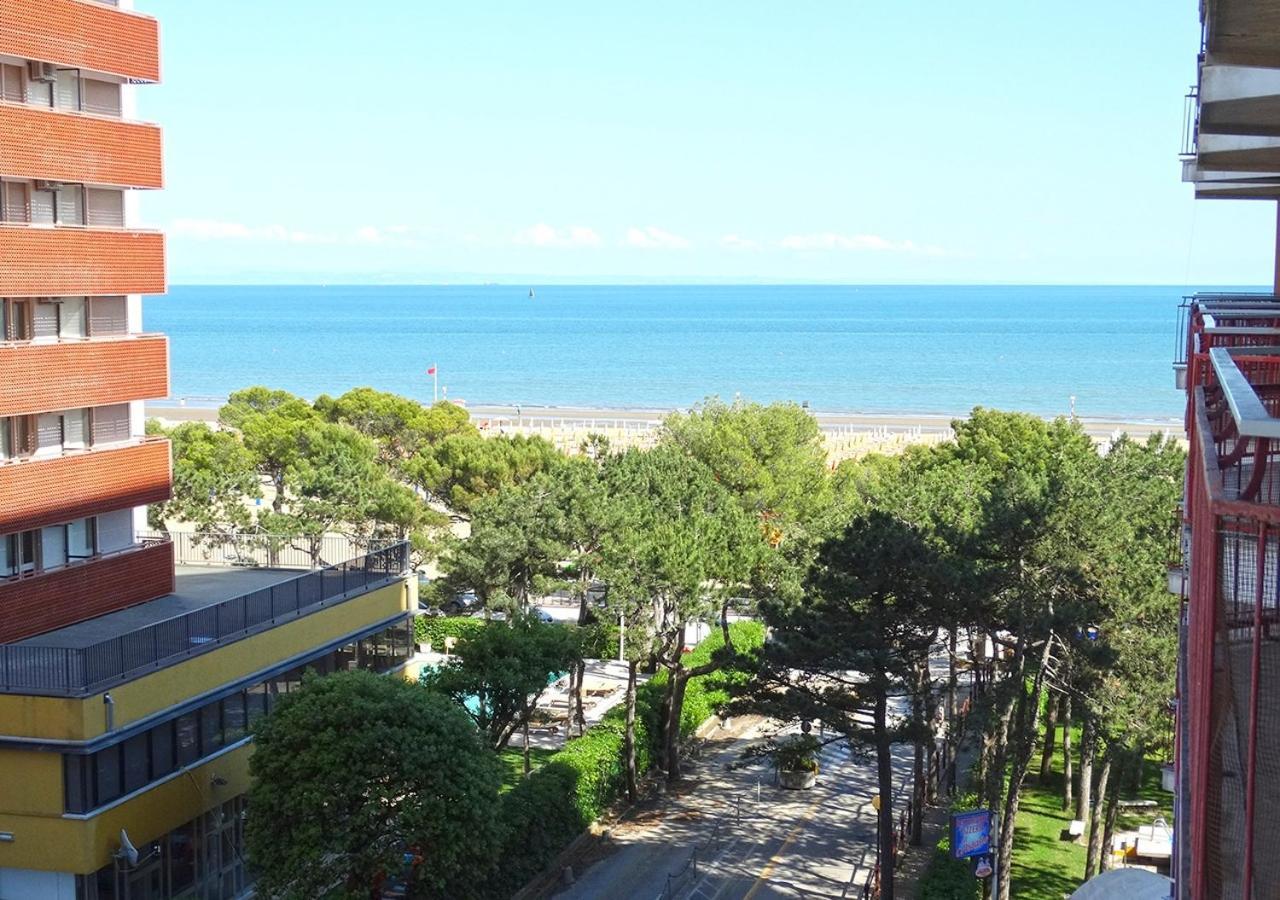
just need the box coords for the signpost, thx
[950,808,1000,900]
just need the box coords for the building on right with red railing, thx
[1176,3,1280,897]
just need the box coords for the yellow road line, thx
[741,791,826,900]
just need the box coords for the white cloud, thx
[169,218,337,245]
[514,223,604,248]
[624,226,691,250]
[779,232,947,255]
[719,234,760,251]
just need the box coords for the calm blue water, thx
[144,285,1217,419]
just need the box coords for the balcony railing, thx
[0,542,409,697]
[0,0,160,83]
[0,436,171,534]
[0,333,168,416]
[0,224,164,297]
[0,102,162,189]
[138,530,401,571]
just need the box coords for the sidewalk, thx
[896,737,982,899]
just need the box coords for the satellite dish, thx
[118,828,139,867]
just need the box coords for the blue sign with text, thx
[950,809,993,860]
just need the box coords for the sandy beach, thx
[148,400,1184,464]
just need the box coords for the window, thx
[222,693,247,744]
[56,185,84,226]
[93,743,121,807]
[54,69,81,112]
[246,683,270,729]
[91,404,131,446]
[64,755,88,814]
[200,703,223,756]
[58,297,88,340]
[82,79,121,117]
[3,299,33,340]
[0,64,23,104]
[1,182,28,224]
[29,187,54,224]
[26,75,51,109]
[33,301,60,341]
[68,517,95,560]
[63,408,90,451]
[86,189,124,228]
[150,721,175,781]
[88,297,128,336]
[122,732,150,794]
[40,524,67,570]
[175,712,200,766]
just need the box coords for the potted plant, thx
[774,734,821,790]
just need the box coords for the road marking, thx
[741,790,826,900]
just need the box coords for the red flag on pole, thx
[426,366,437,375]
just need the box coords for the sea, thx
[143,284,1230,421]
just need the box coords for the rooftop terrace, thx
[0,541,408,698]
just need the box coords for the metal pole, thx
[991,810,1000,900]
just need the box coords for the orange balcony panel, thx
[0,0,160,83]
[0,541,174,644]
[0,437,171,534]
[0,103,162,189]
[0,226,165,296]
[0,334,169,415]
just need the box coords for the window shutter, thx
[3,183,29,224]
[0,65,23,104]
[92,404,131,444]
[86,189,124,228]
[29,189,54,225]
[64,409,88,449]
[33,301,59,339]
[41,525,67,570]
[37,413,64,451]
[56,187,83,226]
[96,509,133,554]
[82,79,121,117]
[89,297,128,336]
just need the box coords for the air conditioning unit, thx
[33,180,66,192]
[27,61,57,83]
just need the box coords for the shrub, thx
[413,615,486,648]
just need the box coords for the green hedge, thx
[484,620,765,895]
[413,615,486,648]
[919,793,981,900]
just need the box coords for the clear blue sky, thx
[138,1,1274,285]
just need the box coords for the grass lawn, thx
[497,745,556,792]
[1010,727,1174,899]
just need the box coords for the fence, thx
[139,530,399,570]
[662,791,747,899]
[0,542,408,697]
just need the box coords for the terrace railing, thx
[0,542,408,698]
[140,530,399,570]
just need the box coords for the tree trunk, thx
[995,636,1053,900]
[573,659,587,736]
[1085,751,1111,880]
[1062,693,1073,811]
[911,660,927,845]
[1076,716,1094,829]
[947,626,958,729]
[623,660,639,802]
[1037,692,1059,782]
[875,685,896,900]
[523,718,531,777]
[1101,751,1127,873]
[664,669,690,781]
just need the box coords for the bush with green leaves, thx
[413,615,486,648]
[246,670,503,900]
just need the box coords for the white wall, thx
[0,866,76,900]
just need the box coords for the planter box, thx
[779,768,817,790]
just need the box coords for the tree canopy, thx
[246,671,504,900]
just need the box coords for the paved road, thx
[556,718,913,900]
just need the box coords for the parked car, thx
[442,592,479,615]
